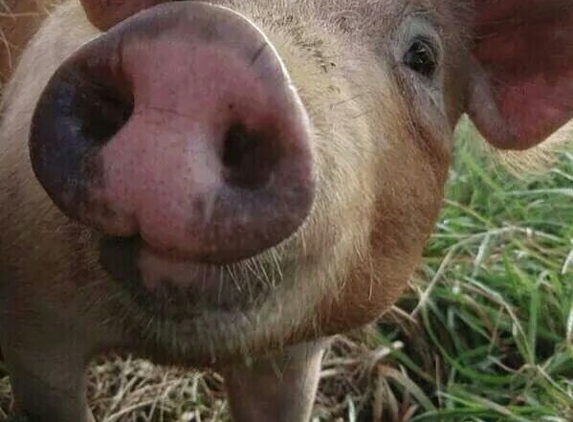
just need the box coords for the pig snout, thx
[29,2,315,264]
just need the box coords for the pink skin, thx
[468,0,573,149]
[96,40,308,259]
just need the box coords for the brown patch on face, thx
[316,106,450,336]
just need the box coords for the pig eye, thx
[403,37,438,78]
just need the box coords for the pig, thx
[0,0,572,421]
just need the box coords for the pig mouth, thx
[98,234,288,320]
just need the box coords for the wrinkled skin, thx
[0,0,572,421]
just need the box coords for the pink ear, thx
[80,0,169,30]
[467,0,573,150]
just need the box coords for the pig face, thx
[1,0,572,368]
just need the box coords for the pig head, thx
[0,0,572,421]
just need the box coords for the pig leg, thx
[223,340,329,422]
[2,351,93,422]
[0,317,93,421]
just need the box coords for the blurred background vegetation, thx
[1,120,571,421]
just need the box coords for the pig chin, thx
[97,232,306,321]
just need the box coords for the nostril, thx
[222,123,280,190]
[222,124,258,170]
[84,86,133,144]
[73,71,134,144]
[29,52,134,220]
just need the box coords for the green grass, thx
[323,122,573,422]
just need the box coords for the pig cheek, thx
[319,203,443,333]
[316,143,449,332]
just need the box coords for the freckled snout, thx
[30,2,315,264]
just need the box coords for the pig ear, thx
[80,0,169,30]
[466,0,573,150]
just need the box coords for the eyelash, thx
[403,36,439,79]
